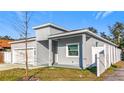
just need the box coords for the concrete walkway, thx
[0,64,45,71]
[104,68,124,81]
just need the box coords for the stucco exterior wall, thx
[11,40,36,49]
[36,40,49,66]
[35,27,65,41]
[84,34,104,67]
[57,36,82,67]
[35,27,50,41]
[50,27,65,34]
[51,33,116,69]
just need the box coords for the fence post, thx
[97,53,100,77]
[104,44,107,69]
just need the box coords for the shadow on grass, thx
[111,64,117,68]
[86,64,118,78]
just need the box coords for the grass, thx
[98,61,124,80]
[0,61,123,81]
[0,67,98,81]
[112,61,124,68]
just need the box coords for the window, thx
[96,42,98,47]
[66,43,79,57]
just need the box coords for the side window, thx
[96,42,98,47]
[66,43,79,57]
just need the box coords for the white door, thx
[14,48,34,65]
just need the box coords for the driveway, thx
[0,64,45,71]
[104,68,124,81]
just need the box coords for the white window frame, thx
[66,43,79,57]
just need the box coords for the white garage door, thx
[14,48,35,65]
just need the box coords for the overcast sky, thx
[0,11,124,39]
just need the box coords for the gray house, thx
[10,23,121,76]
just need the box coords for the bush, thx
[111,64,117,68]
[87,66,97,74]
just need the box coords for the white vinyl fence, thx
[4,52,11,63]
[92,45,121,77]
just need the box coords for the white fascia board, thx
[49,29,118,47]
[49,29,88,38]
[32,23,69,31]
[9,38,36,44]
[86,31,118,47]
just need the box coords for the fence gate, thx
[97,50,106,77]
[92,46,105,77]
[4,52,11,64]
[0,52,4,64]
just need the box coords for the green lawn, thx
[0,61,123,81]
[0,67,97,81]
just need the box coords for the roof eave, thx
[49,30,118,47]
[10,38,36,44]
[32,23,69,32]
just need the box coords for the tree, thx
[100,32,112,41]
[0,35,14,40]
[13,12,32,79]
[87,27,98,34]
[24,12,29,79]
[120,37,124,48]
[109,22,124,45]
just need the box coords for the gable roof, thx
[33,23,69,32]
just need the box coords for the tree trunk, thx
[25,39,28,77]
[25,12,28,78]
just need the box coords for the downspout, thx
[79,42,83,69]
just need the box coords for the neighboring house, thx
[0,39,13,64]
[10,23,121,76]
[0,39,12,51]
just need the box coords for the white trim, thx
[97,53,100,77]
[104,44,107,69]
[14,47,35,50]
[108,45,111,67]
[91,46,104,64]
[33,23,69,31]
[49,30,118,47]
[66,43,79,57]
[50,34,82,40]
[9,38,36,44]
